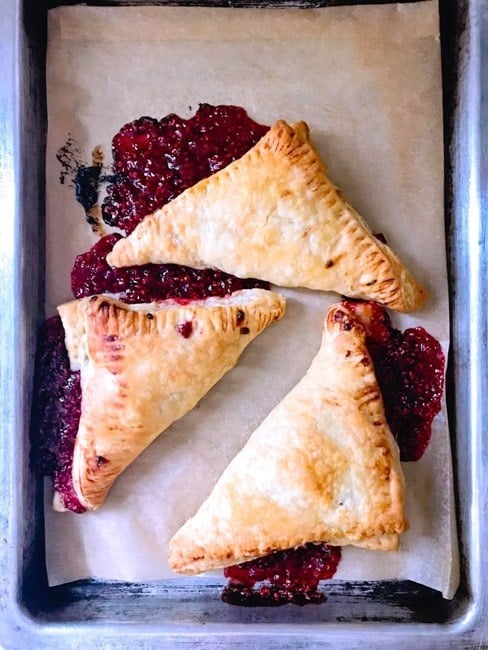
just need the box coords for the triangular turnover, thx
[168,302,407,575]
[56,289,286,511]
[108,120,426,313]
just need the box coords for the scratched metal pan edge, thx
[0,0,485,646]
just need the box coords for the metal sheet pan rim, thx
[0,0,486,646]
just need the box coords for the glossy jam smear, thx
[342,300,445,461]
[222,543,342,606]
[102,103,269,234]
[71,234,268,302]
[34,317,85,513]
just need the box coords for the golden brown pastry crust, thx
[108,120,426,313]
[168,303,407,575]
[56,289,286,511]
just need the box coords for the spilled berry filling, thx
[71,234,268,303]
[102,103,269,234]
[223,543,342,607]
[33,317,85,513]
[341,300,445,461]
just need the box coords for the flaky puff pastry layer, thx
[56,289,285,511]
[108,120,426,313]
[168,302,407,575]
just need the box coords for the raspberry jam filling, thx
[71,234,268,302]
[342,300,445,461]
[102,103,269,234]
[38,105,269,513]
[222,543,342,607]
[34,317,85,513]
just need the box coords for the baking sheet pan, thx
[43,1,457,598]
[0,0,486,647]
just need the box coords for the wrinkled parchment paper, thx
[44,2,459,598]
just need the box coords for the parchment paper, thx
[44,2,459,599]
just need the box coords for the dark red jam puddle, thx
[71,234,268,302]
[341,300,445,462]
[102,103,269,234]
[40,104,270,512]
[222,543,342,607]
[33,317,85,513]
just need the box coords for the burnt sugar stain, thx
[75,145,105,214]
[56,135,83,186]
[57,138,107,236]
[75,165,102,213]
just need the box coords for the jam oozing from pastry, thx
[177,321,193,339]
[71,234,268,302]
[102,103,269,234]
[222,543,341,607]
[34,317,86,513]
[342,300,445,461]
